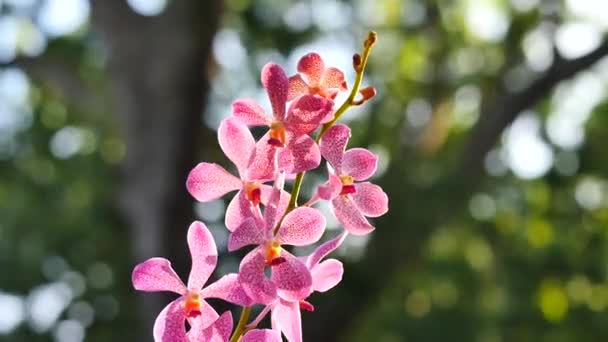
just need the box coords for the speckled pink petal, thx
[317,173,342,201]
[186,163,242,202]
[191,299,220,332]
[228,218,266,252]
[261,63,288,121]
[271,298,302,342]
[189,310,232,342]
[132,258,186,295]
[321,67,348,91]
[342,148,378,181]
[276,207,325,246]
[319,124,351,173]
[153,299,186,342]
[201,274,254,307]
[287,74,308,101]
[232,99,271,126]
[306,231,347,269]
[271,251,312,302]
[297,53,324,86]
[311,259,343,293]
[242,329,282,342]
[219,118,256,178]
[263,173,285,232]
[352,182,388,217]
[225,190,253,232]
[284,95,334,134]
[330,196,374,235]
[261,184,291,231]
[187,221,218,290]
[246,133,278,182]
[238,247,277,305]
[286,133,321,174]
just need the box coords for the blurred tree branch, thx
[461,39,608,176]
[90,0,222,333]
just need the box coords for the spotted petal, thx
[317,173,342,201]
[219,117,256,178]
[330,196,374,235]
[242,329,282,342]
[228,218,266,252]
[232,99,270,127]
[342,148,378,181]
[276,207,325,246]
[247,133,278,182]
[153,299,187,342]
[271,298,302,342]
[261,63,288,121]
[189,310,232,342]
[285,95,334,134]
[306,231,347,269]
[319,124,351,173]
[286,133,321,174]
[202,274,254,306]
[297,52,324,86]
[321,67,348,91]
[352,182,389,217]
[238,247,277,305]
[132,258,186,295]
[287,74,309,101]
[186,163,242,202]
[187,221,218,290]
[311,259,343,293]
[271,251,312,302]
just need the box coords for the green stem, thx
[229,306,251,342]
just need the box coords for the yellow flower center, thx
[339,175,356,195]
[268,121,286,147]
[264,240,283,266]
[184,292,202,318]
[244,181,262,206]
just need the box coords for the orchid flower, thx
[288,53,348,100]
[231,63,334,179]
[188,311,281,342]
[132,221,252,342]
[317,124,389,235]
[228,173,326,305]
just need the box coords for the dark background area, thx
[2,0,608,341]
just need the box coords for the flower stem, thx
[285,31,377,212]
[229,306,251,342]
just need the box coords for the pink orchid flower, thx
[132,221,252,342]
[228,173,326,305]
[268,231,347,342]
[231,63,334,180]
[317,124,389,235]
[188,311,281,342]
[288,52,348,101]
[186,117,290,231]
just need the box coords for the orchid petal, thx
[187,221,218,290]
[225,190,255,232]
[186,163,241,202]
[261,63,288,121]
[242,329,282,342]
[190,310,232,342]
[228,218,266,252]
[238,247,277,305]
[271,298,302,342]
[317,173,342,201]
[232,99,270,127]
[153,299,186,342]
[201,274,254,307]
[352,182,389,217]
[276,207,325,246]
[285,95,334,134]
[219,118,256,178]
[297,53,324,86]
[306,231,347,269]
[342,148,378,181]
[319,124,351,173]
[311,259,343,293]
[330,196,374,235]
[261,184,291,231]
[321,67,348,91]
[286,133,321,174]
[247,133,278,182]
[263,173,285,232]
[132,258,186,295]
[287,74,308,101]
[271,251,312,302]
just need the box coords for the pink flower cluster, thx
[132,51,388,342]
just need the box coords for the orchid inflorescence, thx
[132,32,388,342]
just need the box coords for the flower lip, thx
[339,175,356,195]
[268,121,286,147]
[299,300,315,312]
[264,240,283,266]
[184,291,202,318]
[244,181,262,206]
